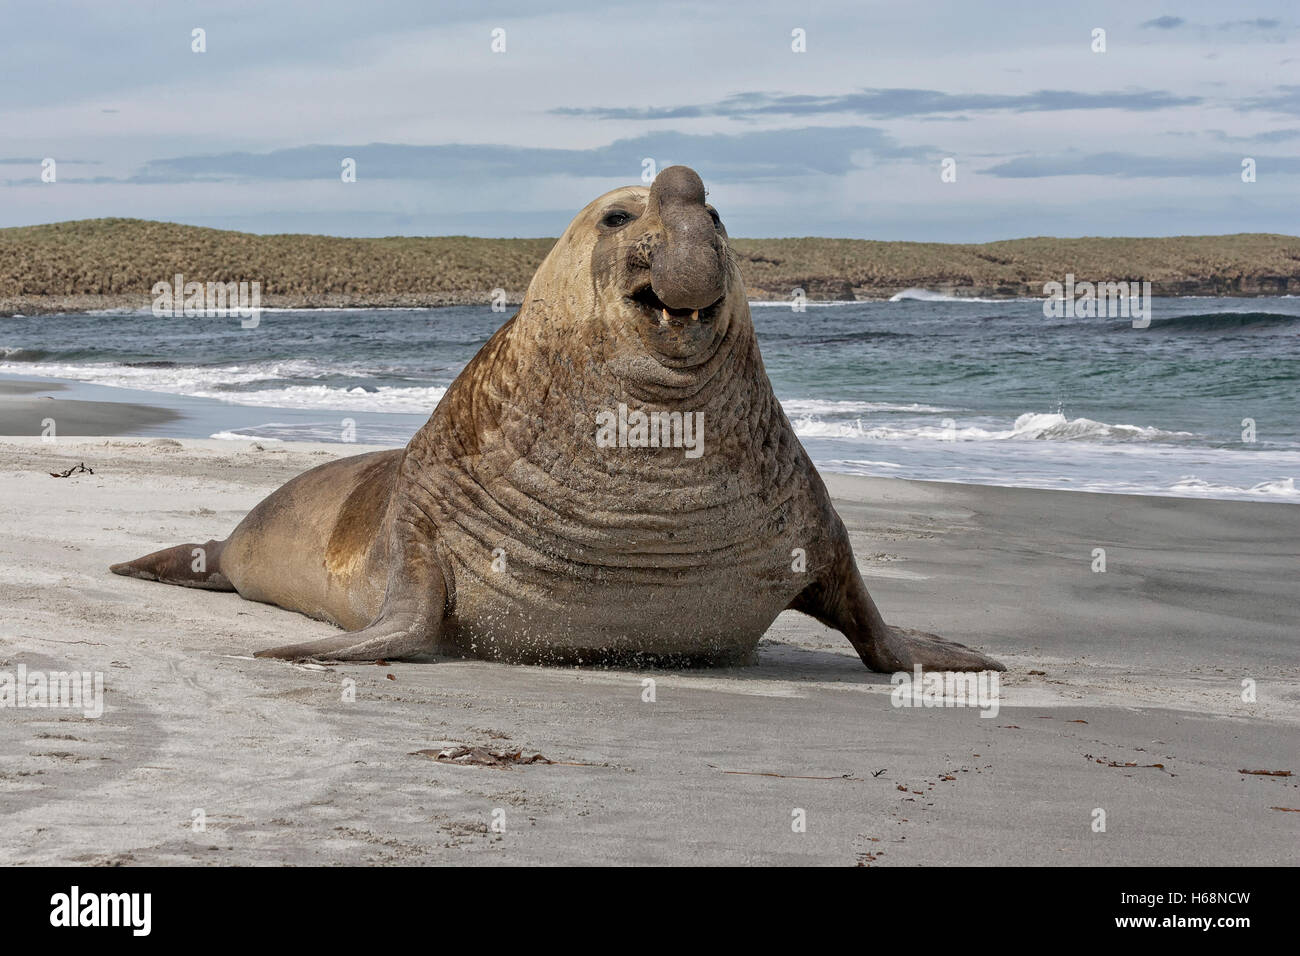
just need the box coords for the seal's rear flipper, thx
[109,539,235,591]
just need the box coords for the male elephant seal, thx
[111,166,1003,672]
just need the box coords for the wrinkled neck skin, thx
[417,275,779,483]
[401,183,797,547]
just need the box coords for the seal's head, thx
[521,165,746,372]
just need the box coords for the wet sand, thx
[0,380,179,435]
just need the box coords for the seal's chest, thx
[438,504,811,658]
[424,444,818,654]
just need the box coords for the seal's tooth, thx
[661,308,669,325]
[691,310,699,321]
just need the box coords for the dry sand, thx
[0,435,1296,865]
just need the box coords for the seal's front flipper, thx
[864,625,1006,673]
[789,546,1004,673]
[253,618,440,662]
[255,549,447,662]
[109,539,234,591]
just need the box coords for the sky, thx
[2,0,1298,240]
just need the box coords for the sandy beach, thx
[1,429,1295,866]
[0,379,180,435]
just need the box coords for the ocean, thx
[3,295,1298,502]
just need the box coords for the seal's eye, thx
[601,209,634,228]
[706,206,721,228]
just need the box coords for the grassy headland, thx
[2,218,1297,314]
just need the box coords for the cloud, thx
[1240,86,1300,116]
[551,88,1204,121]
[5,0,1297,240]
[1219,18,1282,29]
[115,128,934,186]
[0,157,101,165]
[1209,128,1300,144]
[1139,16,1283,33]
[983,152,1300,178]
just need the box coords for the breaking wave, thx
[888,288,1008,303]
[0,358,448,413]
[1139,311,1299,333]
[789,411,1197,444]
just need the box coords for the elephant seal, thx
[110,165,1003,672]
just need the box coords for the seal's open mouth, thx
[628,284,722,323]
